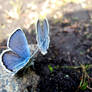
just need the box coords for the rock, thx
[0,65,39,92]
[0,44,40,92]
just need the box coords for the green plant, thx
[48,64,92,91]
[48,65,53,72]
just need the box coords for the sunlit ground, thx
[0,0,91,42]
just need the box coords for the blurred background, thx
[0,0,91,44]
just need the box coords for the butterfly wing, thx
[36,20,43,47]
[8,29,30,58]
[43,19,50,54]
[1,50,30,72]
[36,19,50,55]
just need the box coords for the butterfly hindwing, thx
[8,29,31,58]
[1,50,25,72]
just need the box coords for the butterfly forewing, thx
[43,19,50,52]
[8,29,31,58]
[36,20,43,48]
[43,19,49,38]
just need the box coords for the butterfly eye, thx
[36,19,50,55]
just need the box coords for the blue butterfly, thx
[0,29,32,74]
[0,19,50,75]
[36,19,50,55]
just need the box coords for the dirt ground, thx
[0,0,92,92]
